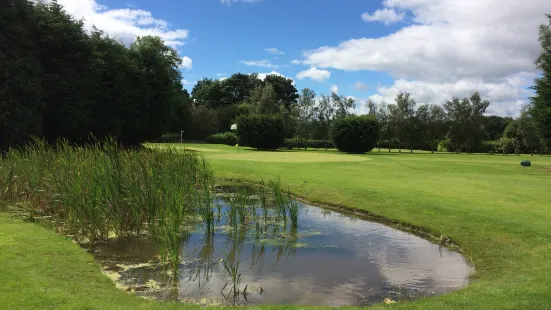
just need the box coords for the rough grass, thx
[2,143,551,309]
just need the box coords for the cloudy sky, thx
[50,0,551,116]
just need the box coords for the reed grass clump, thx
[0,138,213,275]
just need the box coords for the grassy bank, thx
[2,143,551,309]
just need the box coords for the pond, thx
[88,183,472,307]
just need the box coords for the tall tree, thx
[530,14,551,150]
[263,74,299,112]
[34,1,96,143]
[331,93,356,119]
[445,92,490,153]
[375,103,391,152]
[484,116,513,140]
[0,0,43,151]
[296,88,317,140]
[389,92,416,152]
[248,84,279,115]
[192,79,226,108]
[221,73,261,104]
[122,36,183,143]
[366,99,377,115]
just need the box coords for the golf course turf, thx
[2,143,551,309]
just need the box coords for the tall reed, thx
[0,138,213,276]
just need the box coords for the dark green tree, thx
[530,14,551,150]
[263,74,299,112]
[0,0,43,151]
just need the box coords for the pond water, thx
[88,184,472,307]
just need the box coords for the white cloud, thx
[221,0,261,4]
[331,84,339,94]
[240,60,278,68]
[265,48,284,55]
[302,0,551,116]
[354,82,369,90]
[368,75,534,117]
[181,79,195,85]
[219,77,228,81]
[216,73,227,77]
[180,56,193,69]
[361,8,405,25]
[290,60,302,65]
[296,67,331,82]
[52,0,189,47]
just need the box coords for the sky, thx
[51,0,551,116]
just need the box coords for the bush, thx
[204,132,238,146]
[237,115,285,150]
[283,138,333,150]
[157,133,181,143]
[330,115,380,154]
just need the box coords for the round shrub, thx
[237,115,285,150]
[204,132,238,146]
[330,115,380,154]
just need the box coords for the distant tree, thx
[427,105,448,153]
[484,116,513,140]
[375,103,391,152]
[515,107,542,155]
[248,84,279,114]
[192,79,226,108]
[366,99,377,115]
[530,14,551,150]
[445,92,490,153]
[389,92,416,152]
[296,88,316,141]
[221,73,261,103]
[263,74,299,112]
[331,92,356,119]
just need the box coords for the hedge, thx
[330,115,380,154]
[204,132,238,146]
[236,114,285,150]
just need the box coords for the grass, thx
[2,142,551,309]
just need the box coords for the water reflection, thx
[88,184,472,306]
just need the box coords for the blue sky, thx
[111,0,397,100]
[56,0,551,116]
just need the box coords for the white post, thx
[180,130,185,149]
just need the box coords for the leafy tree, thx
[330,115,380,154]
[375,103,391,152]
[389,92,416,152]
[445,92,490,153]
[517,108,541,155]
[248,84,279,114]
[121,36,183,143]
[331,93,356,119]
[0,0,43,151]
[530,14,551,150]
[34,1,96,143]
[366,100,377,115]
[192,79,226,108]
[222,73,261,104]
[484,116,513,140]
[263,74,299,112]
[296,88,317,141]
[427,105,448,153]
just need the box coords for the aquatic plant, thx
[221,253,242,297]
[0,138,213,276]
[286,191,299,227]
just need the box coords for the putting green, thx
[208,150,369,162]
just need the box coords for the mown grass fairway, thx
[2,144,551,309]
